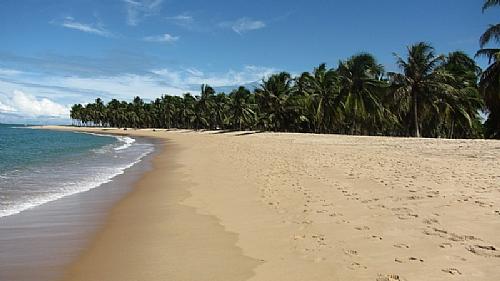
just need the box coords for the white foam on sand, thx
[0,138,154,218]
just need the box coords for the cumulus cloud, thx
[143,33,179,43]
[220,17,266,34]
[1,90,69,118]
[124,0,163,26]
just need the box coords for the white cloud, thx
[0,101,15,113]
[184,67,204,77]
[1,90,69,118]
[0,65,278,122]
[152,65,277,87]
[58,17,112,37]
[49,74,188,98]
[124,0,163,26]
[0,68,23,76]
[166,14,194,26]
[143,33,179,43]
[221,17,266,34]
[166,14,193,22]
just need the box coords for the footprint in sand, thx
[376,274,405,281]
[354,226,370,231]
[293,234,306,240]
[422,218,439,225]
[396,213,419,220]
[348,262,367,270]
[393,243,410,249]
[466,244,500,258]
[439,242,453,249]
[394,257,424,263]
[370,235,383,241]
[442,268,462,275]
[408,257,424,262]
[344,249,358,256]
[329,212,342,217]
[423,227,480,242]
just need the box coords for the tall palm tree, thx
[160,95,175,129]
[297,64,342,133]
[228,86,255,130]
[337,53,390,134]
[179,94,196,129]
[213,93,229,129]
[390,42,447,137]
[197,84,216,129]
[255,72,293,131]
[107,99,121,127]
[477,0,500,138]
[70,104,83,126]
[438,52,484,138]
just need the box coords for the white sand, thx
[44,127,500,281]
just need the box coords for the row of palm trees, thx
[70,1,500,139]
[70,42,487,138]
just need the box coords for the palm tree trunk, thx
[449,119,455,139]
[413,93,420,137]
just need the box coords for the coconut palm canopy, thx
[477,0,500,138]
[68,0,498,139]
[0,1,497,126]
[71,44,486,139]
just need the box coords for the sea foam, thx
[0,131,154,218]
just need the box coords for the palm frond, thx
[483,0,500,12]
[480,24,500,47]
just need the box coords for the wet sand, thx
[44,126,500,281]
[0,138,155,281]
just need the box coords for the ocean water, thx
[0,124,154,218]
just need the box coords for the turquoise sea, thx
[0,124,154,217]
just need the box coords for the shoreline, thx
[54,128,259,281]
[0,132,158,281]
[39,126,500,280]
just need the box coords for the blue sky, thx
[0,0,497,123]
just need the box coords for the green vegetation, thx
[70,1,499,139]
[477,0,500,138]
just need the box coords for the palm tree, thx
[159,95,175,129]
[483,0,500,11]
[438,52,484,138]
[93,98,106,126]
[390,42,447,137]
[70,104,83,126]
[255,72,293,131]
[213,93,229,129]
[197,84,216,129]
[297,64,342,133]
[68,43,487,139]
[337,53,390,134]
[228,86,255,130]
[477,0,500,138]
[179,93,196,129]
[107,99,121,127]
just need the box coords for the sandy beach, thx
[43,126,500,281]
